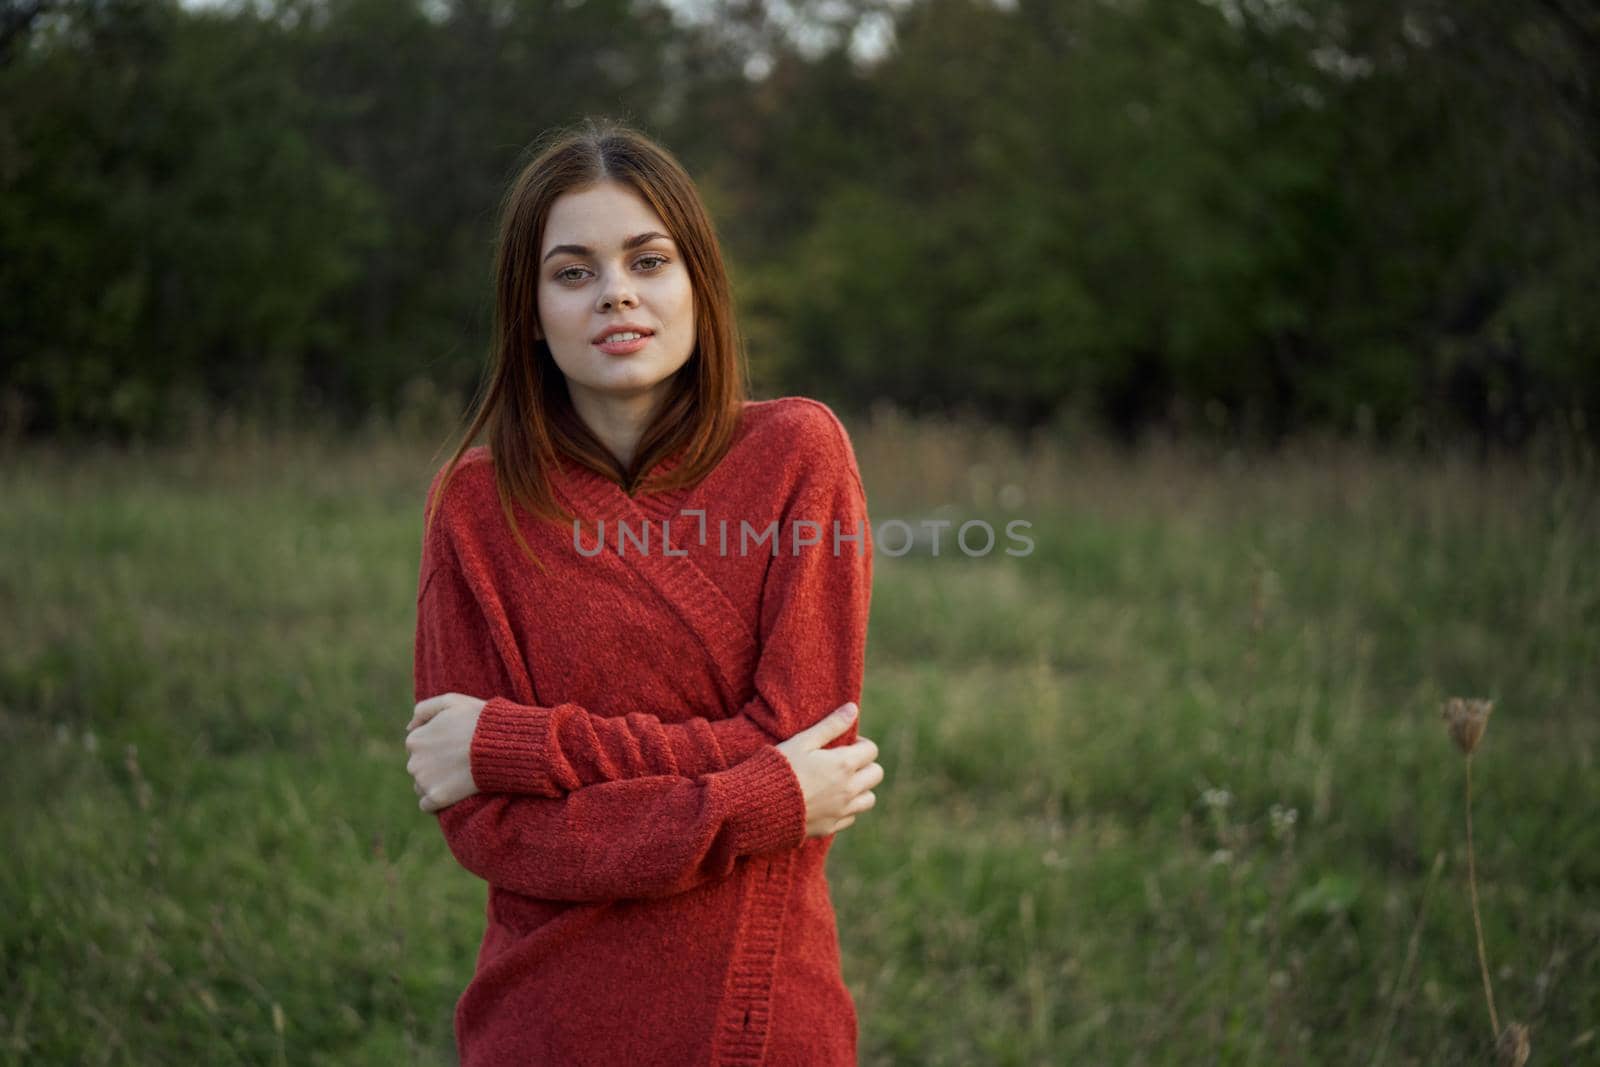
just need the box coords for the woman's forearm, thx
[435,747,806,902]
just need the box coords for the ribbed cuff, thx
[714,745,808,857]
[469,696,557,795]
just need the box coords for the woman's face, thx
[535,179,697,416]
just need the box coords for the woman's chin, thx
[570,372,674,404]
[590,360,690,394]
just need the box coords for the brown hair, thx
[426,117,749,571]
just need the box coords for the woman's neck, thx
[566,381,672,470]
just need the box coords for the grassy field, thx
[1,413,1596,1065]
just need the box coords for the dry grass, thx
[1,410,1596,1064]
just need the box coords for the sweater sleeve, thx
[414,522,808,903]
[466,405,874,797]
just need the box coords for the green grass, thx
[1,419,1596,1064]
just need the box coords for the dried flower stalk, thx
[1440,697,1530,1064]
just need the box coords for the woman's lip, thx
[594,334,652,356]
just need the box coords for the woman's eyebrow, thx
[542,231,673,263]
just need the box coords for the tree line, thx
[2,0,1595,447]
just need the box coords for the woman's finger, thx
[846,790,876,815]
[832,815,857,833]
[406,707,438,732]
[797,703,858,750]
[842,736,878,770]
[408,694,454,731]
[849,762,884,792]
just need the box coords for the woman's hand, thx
[405,692,485,813]
[406,693,884,832]
[775,703,883,838]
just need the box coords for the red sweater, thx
[413,397,874,1066]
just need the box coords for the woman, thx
[405,117,882,1066]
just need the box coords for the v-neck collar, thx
[547,438,759,711]
[552,443,698,523]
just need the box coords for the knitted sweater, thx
[412,396,874,1066]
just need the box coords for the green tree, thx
[0,0,381,435]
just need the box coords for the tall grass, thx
[1,412,1595,1064]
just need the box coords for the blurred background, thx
[1,0,1596,1064]
[2,0,1597,446]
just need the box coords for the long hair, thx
[425,117,749,571]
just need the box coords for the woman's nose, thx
[597,272,638,311]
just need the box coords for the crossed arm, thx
[415,551,814,902]
[412,437,873,901]
[420,469,870,791]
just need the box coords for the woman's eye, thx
[556,266,590,283]
[636,253,668,270]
